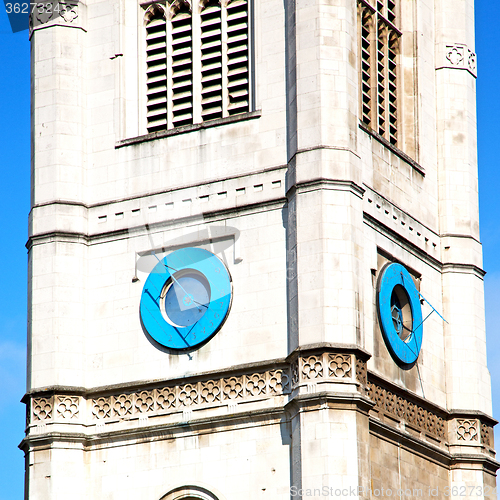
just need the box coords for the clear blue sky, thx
[0,3,498,499]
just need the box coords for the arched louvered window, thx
[201,0,223,121]
[357,0,400,147]
[227,0,249,115]
[145,6,168,132]
[359,8,372,127]
[145,0,251,134]
[171,5,194,127]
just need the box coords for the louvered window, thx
[146,8,168,132]
[171,8,193,127]
[144,1,251,134]
[358,0,400,147]
[360,9,372,126]
[227,0,249,115]
[201,1,223,120]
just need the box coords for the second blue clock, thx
[140,247,232,350]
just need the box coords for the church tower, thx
[22,0,498,498]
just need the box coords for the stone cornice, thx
[441,263,486,278]
[20,350,497,470]
[287,178,365,200]
[363,211,443,271]
[26,197,286,250]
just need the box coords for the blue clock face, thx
[162,272,210,327]
[377,263,423,366]
[140,248,232,350]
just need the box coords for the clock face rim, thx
[139,247,232,351]
[377,262,423,366]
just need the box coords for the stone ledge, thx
[359,122,425,176]
[116,111,262,148]
[21,349,498,462]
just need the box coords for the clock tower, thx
[22,0,498,499]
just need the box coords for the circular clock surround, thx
[377,262,423,366]
[140,247,232,351]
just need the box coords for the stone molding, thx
[29,1,86,37]
[367,375,496,452]
[359,123,425,176]
[436,43,477,78]
[448,412,495,450]
[116,111,261,148]
[23,351,496,458]
[367,376,447,441]
[28,366,290,427]
[288,347,370,394]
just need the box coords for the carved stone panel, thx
[368,379,446,440]
[456,419,478,441]
[87,367,290,421]
[438,43,477,77]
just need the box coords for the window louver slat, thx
[201,40,222,51]
[147,52,167,63]
[202,83,223,93]
[202,74,223,85]
[172,79,193,90]
[201,51,222,62]
[146,32,166,42]
[173,98,194,110]
[227,77,248,88]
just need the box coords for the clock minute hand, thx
[151,251,191,296]
[152,252,207,311]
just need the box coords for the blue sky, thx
[0,3,498,499]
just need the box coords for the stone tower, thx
[22,0,498,498]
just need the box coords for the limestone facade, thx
[22,0,498,498]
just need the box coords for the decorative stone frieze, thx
[24,357,494,459]
[302,355,324,379]
[290,351,360,390]
[445,415,496,449]
[328,354,352,378]
[89,370,290,421]
[367,379,446,440]
[355,358,368,387]
[437,43,477,77]
[29,0,86,37]
[32,395,82,423]
[27,367,290,427]
[481,422,493,447]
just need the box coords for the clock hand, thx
[145,302,191,348]
[152,252,209,311]
[152,251,196,304]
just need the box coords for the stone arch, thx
[143,3,167,26]
[160,485,222,500]
[198,0,221,13]
[167,0,192,20]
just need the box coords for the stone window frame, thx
[141,0,253,134]
[160,485,222,500]
[357,0,418,160]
